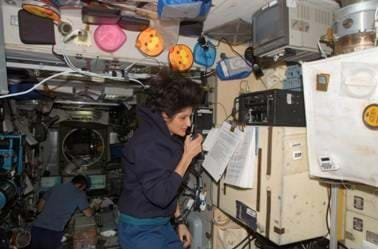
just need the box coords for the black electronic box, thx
[238,89,306,126]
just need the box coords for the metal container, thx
[335,31,376,54]
[334,0,378,38]
[334,0,378,54]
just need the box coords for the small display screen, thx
[63,175,107,190]
[253,0,288,54]
[255,6,279,42]
[89,175,106,190]
[40,176,62,190]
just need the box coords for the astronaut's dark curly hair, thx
[146,71,203,118]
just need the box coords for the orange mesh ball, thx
[168,44,193,72]
[135,27,164,57]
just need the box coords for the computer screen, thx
[252,0,288,56]
[40,176,62,191]
[62,174,107,192]
[88,174,107,190]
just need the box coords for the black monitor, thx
[252,0,289,56]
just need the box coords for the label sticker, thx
[353,217,363,232]
[353,196,364,210]
[319,155,338,171]
[291,19,309,32]
[10,15,18,26]
[293,151,302,160]
[287,93,292,104]
[246,208,257,218]
[363,104,378,130]
[290,142,301,148]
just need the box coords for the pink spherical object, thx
[94,25,126,52]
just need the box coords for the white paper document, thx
[202,127,219,152]
[224,126,256,188]
[202,122,243,182]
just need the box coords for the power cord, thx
[63,55,146,88]
[0,70,75,99]
[231,233,255,249]
[208,101,228,121]
[325,186,331,237]
[375,7,378,46]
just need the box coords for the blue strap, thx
[120,213,170,226]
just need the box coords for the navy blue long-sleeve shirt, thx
[118,107,184,218]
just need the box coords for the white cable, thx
[374,7,378,46]
[123,57,162,74]
[129,78,147,87]
[318,40,327,58]
[0,70,75,99]
[63,29,81,43]
[189,70,215,79]
[124,61,139,74]
[63,55,146,88]
[1,56,147,99]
